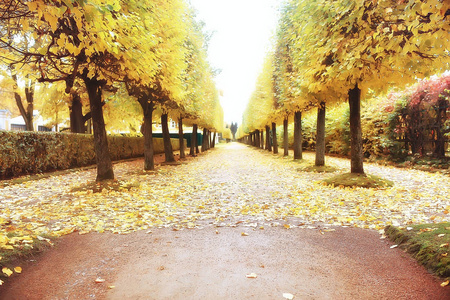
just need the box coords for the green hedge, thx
[0,131,180,179]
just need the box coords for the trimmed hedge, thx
[0,131,181,179]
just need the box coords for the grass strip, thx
[385,223,450,280]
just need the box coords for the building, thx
[0,110,53,132]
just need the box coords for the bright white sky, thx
[189,0,281,125]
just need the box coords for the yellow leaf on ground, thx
[14,267,22,274]
[246,273,257,278]
[284,224,290,229]
[2,267,13,277]
[0,279,3,285]
[241,232,249,236]
[439,243,449,248]
[95,278,106,283]
[441,280,449,287]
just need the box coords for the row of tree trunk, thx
[240,101,328,168]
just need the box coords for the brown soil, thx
[1,227,448,300]
[1,143,449,299]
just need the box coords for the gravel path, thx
[0,143,449,299]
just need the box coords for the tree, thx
[230,122,238,140]
[278,0,450,174]
[1,0,166,180]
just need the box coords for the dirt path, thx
[1,143,449,299]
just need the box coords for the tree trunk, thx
[190,124,198,156]
[139,99,154,170]
[211,132,216,148]
[70,93,85,133]
[293,111,302,160]
[283,118,289,156]
[266,125,271,151]
[178,116,185,159]
[260,130,264,149]
[272,122,278,154]
[161,113,175,162]
[13,75,34,131]
[349,85,364,174]
[202,128,208,152]
[207,130,210,149]
[83,76,114,181]
[315,102,326,166]
[195,126,200,154]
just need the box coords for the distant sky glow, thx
[189,0,281,125]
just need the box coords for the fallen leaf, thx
[246,273,257,278]
[241,232,249,236]
[95,278,106,283]
[14,267,22,274]
[216,230,219,234]
[0,279,3,285]
[108,286,115,289]
[283,292,294,299]
[284,224,290,229]
[441,253,448,257]
[440,243,449,248]
[390,245,398,249]
[2,267,13,277]
[438,234,445,237]
[441,280,449,287]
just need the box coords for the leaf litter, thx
[0,144,449,253]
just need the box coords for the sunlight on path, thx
[1,143,449,246]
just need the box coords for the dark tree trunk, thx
[208,130,212,149]
[255,130,260,148]
[202,128,208,152]
[315,102,326,166]
[195,126,200,154]
[272,122,278,154]
[83,76,114,181]
[190,124,198,156]
[70,93,85,133]
[178,116,185,159]
[349,85,365,174]
[260,130,264,149]
[283,118,289,156]
[266,125,271,151]
[211,132,216,148]
[13,75,34,131]
[139,99,154,170]
[161,113,175,162]
[293,111,302,160]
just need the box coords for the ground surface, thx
[1,143,449,299]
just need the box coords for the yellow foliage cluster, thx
[241,0,450,137]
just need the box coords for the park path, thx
[0,143,449,299]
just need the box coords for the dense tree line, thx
[240,0,449,175]
[0,0,224,180]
